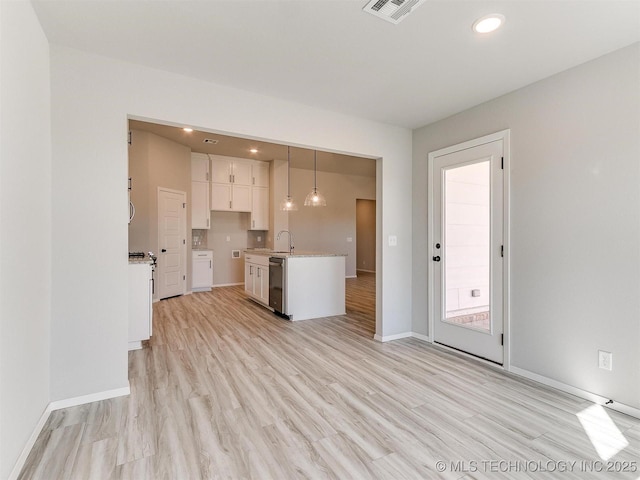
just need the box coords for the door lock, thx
[161,249,167,253]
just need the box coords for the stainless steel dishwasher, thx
[269,257,286,316]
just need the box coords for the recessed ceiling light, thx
[250,148,258,154]
[183,127,193,132]
[472,14,505,34]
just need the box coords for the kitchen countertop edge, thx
[244,249,346,258]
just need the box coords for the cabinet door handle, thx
[229,174,232,183]
[257,267,261,278]
[206,172,209,181]
[250,265,253,275]
[206,218,209,227]
[209,260,212,269]
[229,200,232,209]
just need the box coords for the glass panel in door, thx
[443,160,491,332]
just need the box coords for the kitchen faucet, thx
[277,230,294,254]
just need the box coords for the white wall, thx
[0,2,52,477]
[49,45,413,401]
[413,43,640,408]
[289,168,376,277]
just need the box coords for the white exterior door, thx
[158,188,186,299]
[430,135,507,364]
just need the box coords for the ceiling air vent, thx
[363,0,427,24]
[203,138,218,144]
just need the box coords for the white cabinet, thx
[128,262,153,350]
[250,162,269,230]
[244,254,269,305]
[252,162,269,188]
[191,181,210,229]
[210,155,252,212]
[191,153,210,229]
[191,153,210,182]
[250,186,269,230]
[192,250,213,291]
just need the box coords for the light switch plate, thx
[388,235,397,247]
[347,237,353,242]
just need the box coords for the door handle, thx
[161,249,167,253]
[432,256,441,262]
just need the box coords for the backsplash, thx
[192,229,208,248]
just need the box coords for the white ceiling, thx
[33,1,640,129]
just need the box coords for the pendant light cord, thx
[314,150,317,191]
[287,146,291,197]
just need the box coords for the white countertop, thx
[244,249,346,258]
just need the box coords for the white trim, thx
[356,269,376,274]
[427,129,511,369]
[345,275,358,279]
[192,287,212,293]
[411,332,431,342]
[212,282,244,287]
[373,332,412,342]
[8,403,53,480]
[8,384,130,479]
[128,341,142,350]
[510,366,640,420]
[49,384,130,411]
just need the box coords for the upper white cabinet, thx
[191,181,210,229]
[210,155,252,212]
[191,153,210,229]
[191,152,210,182]
[250,161,269,230]
[252,162,269,188]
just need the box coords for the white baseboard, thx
[49,384,130,411]
[373,332,412,342]
[345,275,357,279]
[8,403,53,480]
[411,332,431,342]
[356,269,375,274]
[509,366,640,420]
[213,282,244,288]
[9,384,130,479]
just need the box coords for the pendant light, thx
[279,146,298,211]
[304,150,326,207]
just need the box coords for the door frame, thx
[427,129,511,370]
[157,186,187,299]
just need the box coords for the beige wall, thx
[128,129,192,298]
[412,43,640,408]
[356,199,376,273]
[206,211,256,286]
[289,168,375,277]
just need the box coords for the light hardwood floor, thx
[19,272,640,479]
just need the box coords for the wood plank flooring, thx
[19,271,640,479]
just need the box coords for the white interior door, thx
[158,188,186,299]
[431,138,505,364]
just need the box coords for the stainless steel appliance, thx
[269,257,287,316]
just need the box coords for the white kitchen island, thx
[244,250,346,321]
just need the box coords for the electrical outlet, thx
[598,350,612,371]
[226,236,231,242]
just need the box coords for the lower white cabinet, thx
[192,250,213,291]
[244,254,269,305]
[128,262,153,350]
